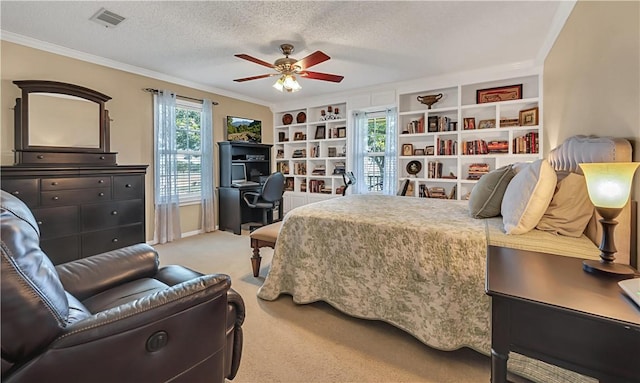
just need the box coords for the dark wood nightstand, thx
[486,246,640,383]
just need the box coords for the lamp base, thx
[582,259,636,276]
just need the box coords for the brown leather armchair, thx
[1,190,245,383]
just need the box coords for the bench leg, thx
[251,242,262,277]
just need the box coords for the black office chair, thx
[243,172,285,230]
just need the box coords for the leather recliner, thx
[1,190,245,382]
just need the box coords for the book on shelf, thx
[294,162,306,175]
[487,140,509,153]
[462,140,489,155]
[513,131,539,154]
[437,139,457,155]
[312,165,326,176]
[277,162,290,174]
[404,117,425,134]
[333,162,346,175]
[292,149,306,158]
[467,163,490,180]
[428,161,443,179]
[499,118,519,127]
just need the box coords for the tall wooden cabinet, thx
[1,165,147,265]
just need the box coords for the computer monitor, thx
[231,163,247,183]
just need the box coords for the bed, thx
[257,136,634,383]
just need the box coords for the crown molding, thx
[0,31,274,108]
[536,0,577,64]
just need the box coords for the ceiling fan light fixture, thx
[273,75,301,93]
[272,76,285,91]
[283,75,301,92]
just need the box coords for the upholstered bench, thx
[249,221,282,277]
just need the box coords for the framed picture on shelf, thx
[337,127,347,138]
[427,116,438,132]
[414,148,425,156]
[425,145,435,155]
[402,144,414,156]
[519,107,539,126]
[478,119,496,129]
[315,125,326,139]
[476,84,523,104]
[463,117,476,130]
[293,132,304,141]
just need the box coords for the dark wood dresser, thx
[1,165,147,265]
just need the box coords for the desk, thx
[486,246,640,383]
[218,186,282,235]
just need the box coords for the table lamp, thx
[579,162,639,275]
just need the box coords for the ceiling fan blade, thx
[234,54,274,69]
[300,71,344,83]
[233,74,277,82]
[295,51,330,70]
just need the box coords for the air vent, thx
[90,8,125,28]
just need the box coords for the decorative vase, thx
[417,93,443,109]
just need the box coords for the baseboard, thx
[146,226,219,245]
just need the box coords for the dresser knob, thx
[52,196,59,201]
[51,182,58,186]
[99,179,105,184]
[12,191,19,195]
[111,211,118,215]
[98,192,105,197]
[112,238,119,243]
[37,221,43,225]
[125,184,132,188]
[37,155,44,159]
[99,156,105,160]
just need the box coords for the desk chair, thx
[243,172,285,230]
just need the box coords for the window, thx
[364,114,387,192]
[175,99,202,202]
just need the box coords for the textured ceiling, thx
[1,1,567,106]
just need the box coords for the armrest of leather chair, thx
[243,191,260,206]
[56,243,159,301]
[225,288,245,379]
[8,274,232,383]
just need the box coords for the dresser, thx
[1,165,148,265]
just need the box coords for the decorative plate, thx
[406,160,422,176]
[282,113,293,125]
[296,111,307,124]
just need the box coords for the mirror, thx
[13,80,113,164]
[28,93,101,148]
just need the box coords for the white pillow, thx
[501,159,557,234]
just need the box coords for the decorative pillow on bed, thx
[536,173,594,237]
[468,164,516,218]
[501,159,557,234]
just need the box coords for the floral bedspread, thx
[258,194,594,383]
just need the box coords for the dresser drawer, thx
[32,206,78,240]
[1,179,39,206]
[41,177,111,191]
[20,152,117,165]
[41,188,111,206]
[113,175,144,200]
[41,235,81,265]
[81,200,143,231]
[81,224,144,257]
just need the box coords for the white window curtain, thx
[200,99,215,232]
[350,111,368,194]
[153,90,181,244]
[383,107,398,195]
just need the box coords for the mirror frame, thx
[14,80,112,153]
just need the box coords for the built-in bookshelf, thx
[397,73,543,200]
[274,102,348,212]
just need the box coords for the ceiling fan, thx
[233,44,344,92]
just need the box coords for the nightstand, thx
[486,246,640,383]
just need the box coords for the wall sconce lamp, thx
[273,74,301,93]
[579,162,639,275]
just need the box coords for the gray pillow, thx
[468,164,516,218]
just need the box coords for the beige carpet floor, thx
[155,229,529,383]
